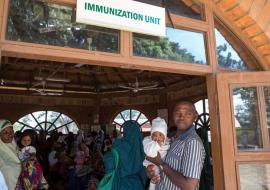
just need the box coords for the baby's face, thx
[151,131,165,146]
[21,135,32,147]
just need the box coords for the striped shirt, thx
[156,126,205,190]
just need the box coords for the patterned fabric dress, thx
[16,146,48,190]
[16,157,48,190]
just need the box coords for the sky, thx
[214,29,242,61]
[166,27,206,63]
[165,27,242,63]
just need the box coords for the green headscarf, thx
[103,120,147,190]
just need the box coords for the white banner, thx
[76,0,166,36]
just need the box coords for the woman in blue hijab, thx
[103,120,147,190]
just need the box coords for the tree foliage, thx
[233,88,258,129]
[233,87,263,148]
[133,35,205,64]
[7,0,119,53]
[217,43,247,70]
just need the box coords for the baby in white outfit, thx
[143,117,170,190]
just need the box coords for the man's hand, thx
[150,175,161,184]
[146,164,155,178]
[146,165,161,184]
[146,152,163,166]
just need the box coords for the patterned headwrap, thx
[0,119,13,132]
[18,146,36,161]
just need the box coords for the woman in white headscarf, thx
[0,119,21,190]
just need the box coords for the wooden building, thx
[0,0,270,189]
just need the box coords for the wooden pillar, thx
[206,74,225,190]
[205,0,218,72]
[0,0,4,37]
[0,0,5,66]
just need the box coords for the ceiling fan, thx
[34,76,70,83]
[30,67,70,96]
[32,89,63,96]
[119,77,160,93]
[31,80,63,96]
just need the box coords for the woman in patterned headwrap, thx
[15,146,48,190]
[101,120,147,190]
[0,119,21,190]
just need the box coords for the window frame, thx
[1,0,215,75]
[14,110,78,134]
[112,108,150,133]
[230,84,270,155]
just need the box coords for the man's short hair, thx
[173,101,198,115]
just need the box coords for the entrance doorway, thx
[0,56,213,189]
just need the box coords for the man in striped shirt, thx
[147,101,205,190]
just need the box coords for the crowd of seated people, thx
[0,119,118,190]
[32,129,114,190]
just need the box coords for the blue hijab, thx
[103,120,146,190]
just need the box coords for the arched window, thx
[112,109,151,133]
[195,98,209,115]
[194,99,210,141]
[13,111,78,134]
[215,29,248,70]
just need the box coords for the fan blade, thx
[31,88,47,95]
[32,89,62,96]
[138,84,159,89]
[34,76,70,83]
[46,92,63,96]
[32,81,44,88]
[136,87,163,92]
[32,88,43,93]
[119,85,136,90]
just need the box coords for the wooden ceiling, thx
[0,56,205,97]
[213,0,270,69]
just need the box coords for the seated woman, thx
[101,120,147,190]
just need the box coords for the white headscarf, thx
[0,119,13,132]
